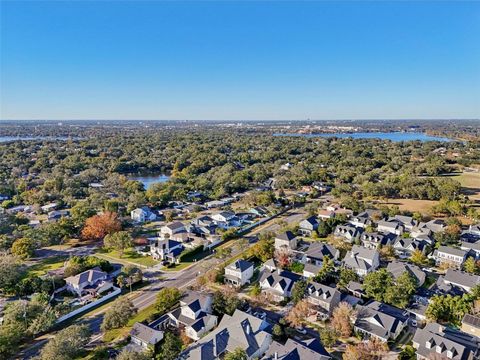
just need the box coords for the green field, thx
[95,249,159,268]
[27,255,68,277]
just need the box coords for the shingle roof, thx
[444,269,480,290]
[226,259,254,272]
[65,267,106,286]
[276,231,296,241]
[386,261,426,286]
[305,242,339,261]
[130,322,163,345]
[435,246,467,258]
[263,338,331,360]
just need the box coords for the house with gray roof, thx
[302,242,339,267]
[386,261,426,287]
[343,245,380,277]
[131,206,157,223]
[461,314,480,339]
[160,221,186,238]
[361,232,396,250]
[434,269,480,295]
[263,338,331,360]
[460,240,480,259]
[377,220,404,235]
[298,216,319,236]
[150,238,184,263]
[303,263,322,278]
[393,237,429,258]
[411,219,446,238]
[390,215,418,231]
[333,225,362,243]
[413,322,480,360]
[306,282,341,320]
[354,301,408,342]
[259,268,301,302]
[130,322,164,351]
[166,291,217,340]
[274,231,298,251]
[433,246,468,268]
[65,268,112,297]
[180,309,272,360]
[224,260,254,287]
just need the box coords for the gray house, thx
[386,261,426,287]
[263,338,331,360]
[306,282,341,320]
[298,216,319,237]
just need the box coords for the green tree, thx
[291,279,308,304]
[384,272,418,308]
[410,249,428,266]
[155,287,182,314]
[212,290,241,316]
[338,267,358,289]
[224,348,248,360]
[363,268,394,302]
[314,255,335,283]
[155,332,182,360]
[272,324,284,340]
[398,345,416,360]
[116,348,149,360]
[425,294,472,326]
[0,254,26,294]
[464,257,479,274]
[11,237,36,259]
[118,265,143,292]
[319,327,338,348]
[101,297,137,331]
[103,231,133,257]
[39,324,90,360]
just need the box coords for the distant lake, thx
[273,132,452,142]
[0,136,80,143]
[129,173,170,189]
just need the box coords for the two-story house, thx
[65,268,112,297]
[224,260,254,287]
[259,268,301,302]
[433,246,468,268]
[274,231,298,251]
[150,238,184,263]
[377,220,404,235]
[333,225,362,243]
[131,206,157,223]
[302,242,340,267]
[298,216,319,237]
[343,245,380,277]
[306,282,341,320]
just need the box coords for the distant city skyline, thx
[1,1,479,120]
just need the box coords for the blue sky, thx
[1,1,479,120]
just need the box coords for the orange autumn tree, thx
[81,212,122,241]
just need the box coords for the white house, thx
[150,239,184,263]
[160,221,186,238]
[65,268,112,297]
[433,246,468,268]
[130,322,164,350]
[274,231,298,251]
[377,220,404,235]
[224,260,254,287]
[131,206,157,223]
[343,245,380,277]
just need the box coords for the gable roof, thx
[413,322,480,360]
[181,309,270,360]
[305,242,339,261]
[435,246,467,258]
[226,259,254,272]
[65,268,107,286]
[276,231,296,241]
[263,338,331,360]
[130,322,163,345]
[306,282,341,305]
[355,301,407,340]
[444,269,480,290]
[386,261,426,286]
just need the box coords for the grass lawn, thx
[382,198,439,214]
[103,303,159,343]
[27,255,68,276]
[452,172,480,200]
[95,249,159,268]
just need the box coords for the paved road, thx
[18,206,307,359]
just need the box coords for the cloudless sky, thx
[1,1,479,120]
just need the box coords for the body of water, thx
[0,136,80,142]
[128,173,170,189]
[273,132,452,142]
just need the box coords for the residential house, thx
[461,314,480,338]
[130,322,164,351]
[317,210,335,220]
[150,239,184,263]
[259,268,301,302]
[377,220,404,235]
[411,219,446,238]
[131,206,157,223]
[47,209,69,222]
[346,281,365,298]
[413,322,480,360]
[333,225,362,243]
[211,211,238,229]
[180,309,272,360]
[361,232,396,250]
[40,203,58,213]
[306,282,341,320]
[250,206,269,217]
[393,238,428,258]
[166,291,217,341]
[224,260,254,287]
[263,338,331,360]
[349,212,374,228]
[390,215,418,231]
[468,223,480,237]
[343,245,380,277]
[160,222,186,238]
[433,246,468,268]
[65,268,112,297]
[298,216,319,237]
[386,261,426,287]
[354,301,408,342]
[461,240,480,259]
[434,269,480,294]
[302,242,339,267]
[274,231,298,251]
[303,263,322,278]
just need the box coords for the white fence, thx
[56,286,121,324]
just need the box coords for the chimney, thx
[245,323,251,334]
[274,352,278,360]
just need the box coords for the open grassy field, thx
[103,303,158,342]
[27,255,68,276]
[95,249,159,268]
[452,171,480,201]
[381,199,439,214]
